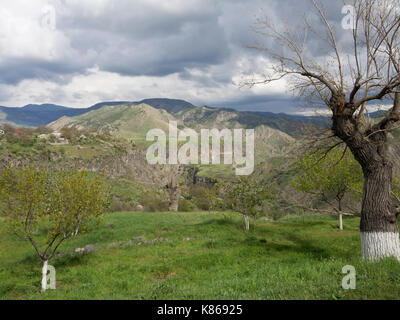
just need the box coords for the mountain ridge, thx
[0,98,333,137]
[48,103,178,141]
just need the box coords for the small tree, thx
[223,177,271,230]
[152,164,184,212]
[0,167,110,291]
[293,146,363,230]
[204,183,224,212]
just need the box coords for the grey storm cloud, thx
[1,0,346,81]
[212,93,300,113]
[58,0,232,77]
[0,0,358,112]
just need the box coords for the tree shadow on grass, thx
[177,217,356,262]
[276,221,329,228]
[243,227,332,261]
[192,217,241,227]
[285,233,330,260]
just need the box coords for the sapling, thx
[0,166,110,291]
[293,146,363,230]
[223,177,271,230]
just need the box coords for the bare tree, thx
[152,164,184,212]
[248,0,400,261]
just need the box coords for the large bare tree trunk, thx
[333,103,400,261]
[360,163,400,261]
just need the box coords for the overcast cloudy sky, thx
[0,0,367,113]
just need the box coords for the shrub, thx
[178,198,196,212]
[142,195,169,212]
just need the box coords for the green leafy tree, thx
[222,177,272,230]
[204,183,224,212]
[293,146,363,230]
[0,166,111,291]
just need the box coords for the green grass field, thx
[1,212,399,300]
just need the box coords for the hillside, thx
[48,101,297,157]
[0,98,331,137]
[47,101,298,181]
[0,99,194,128]
[49,103,177,142]
[0,104,87,127]
[176,105,330,137]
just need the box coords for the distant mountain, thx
[0,104,87,127]
[86,101,132,111]
[135,98,196,114]
[0,98,331,137]
[48,101,298,172]
[0,99,195,127]
[175,106,330,137]
[49,103,176,141]
[22,104,71,112]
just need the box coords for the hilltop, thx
[49,103,177,142]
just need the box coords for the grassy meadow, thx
[1,212,399,300]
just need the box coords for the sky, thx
[0,0,393,114]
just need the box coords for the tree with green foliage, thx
[293,147,363,230]
[222,177,272,230]
[204,183,224,212]
[0,166,111,291]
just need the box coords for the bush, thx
[109,199,138,213]
[178,198,196,212]
[189,185,224,211]
[142,195,169,212]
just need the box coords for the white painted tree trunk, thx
[244,215,250,231]
[361,232,400,261]
[339,214,343,231]
[41,260,49,292]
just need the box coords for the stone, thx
[74,248,85,254]
[107,242,120,248]
[134,236,143,242]
[136,205,144,211]
[183,237,194,241]
[125,241,135,247]
[84,244,95,254]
